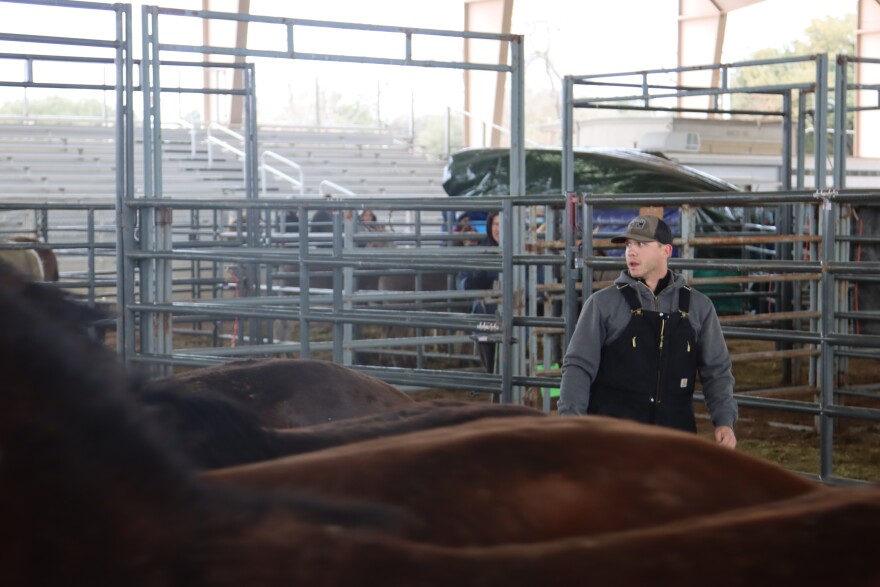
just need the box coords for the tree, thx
[0,95,111,119]
[729,13,856,153]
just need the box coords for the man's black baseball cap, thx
[610,215,673,245]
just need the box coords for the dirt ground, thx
[704,340,880,482]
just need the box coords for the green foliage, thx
[334,100,376,126]
[411,112,462,159]
[799,13,856,55]
[0,95,111,118]
[730,14,856,154]
[322,90,377,127]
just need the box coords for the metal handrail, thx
[206,123,305,197]
[260,150,304,195]
[318,179,356,197]
[175,118,199,158]
[205,122,245,168]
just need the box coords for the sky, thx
[0,0,858,123]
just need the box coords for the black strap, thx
[678,285,691,315]
[617,283,643,314]
[619,282,691,316]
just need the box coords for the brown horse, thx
[4,259,880,587]
[5,236,60,281]
[0,248,44,281]
[141,357,413,428]
[207,415,822,547]
[0,236,60,282]
[138,392,543,469]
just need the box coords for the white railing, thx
[318,179,357,196]
[260,150,304,196]
[205,122,306,196]
[205,122,245,168]
[318,179,356,197]
[176,118,199,159]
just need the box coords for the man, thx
[558,214,737,448]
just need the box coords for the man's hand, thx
[714,425,737,449]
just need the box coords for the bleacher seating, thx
[0,121,448,201]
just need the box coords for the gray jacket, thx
[558,270,737,428]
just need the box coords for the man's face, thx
[625,239,670,282]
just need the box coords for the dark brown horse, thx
[141,357,413,428]
[4,258,880,587]
[139,391,543,469]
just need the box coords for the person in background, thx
[451,212,481,247]
[558,214,738,448]
[281,209,299,234]
[357,209,389,248]
[359,208,379,225]
[310,194,334,233]
[456,210,501,373]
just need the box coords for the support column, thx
[463,0,513,148]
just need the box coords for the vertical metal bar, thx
[797,91,807,191]
[87,208,96,306]
[580,195,593,305]
[342,207,354,365]
[816,52,834,481]
[679,204,695,282]
[332,207,344,364]
[151,9,172,372]
[781,91,793,191]
[244,63,262,344]
[501,33,525,405]
[298,205,310,358]
[139,5,158,363]
[819,192,836,481]
[814,54,829,191]
[833,55,848,190]
[542,203,557,412]
[121,2,136,363]
[832,56,851,398]
[561,76,577,349]
[562,72,576,162]
[501,196,515,404]
[779,90,794,383]
[809,200,818,391]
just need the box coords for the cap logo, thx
[629,218,647,230]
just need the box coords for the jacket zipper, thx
[655,316,665,412]
[638,280,669,419]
